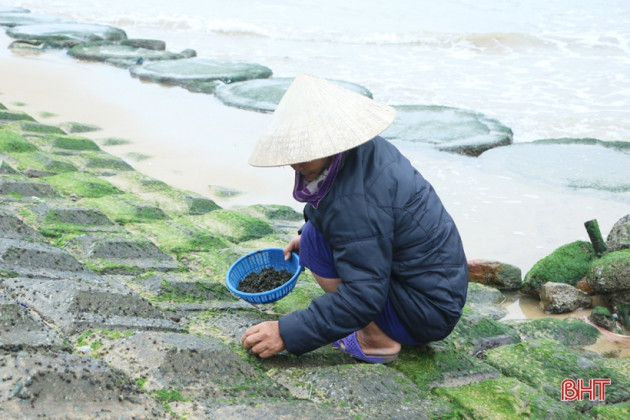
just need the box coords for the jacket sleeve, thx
[279,195,394,355]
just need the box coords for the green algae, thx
[46,134,101,151]
[79,194,166,223]
[197,209,273,243]
[272,281,323,314]
[44,172,123,198]
[393,346,499,395]
[126,220,231,255]
[505,317,600,347]
[484,338,630,410]
[587,249,630,293]
[588,402,630,420]
[522,241,596,294]
[58,122,102,133]
[443,314,521,354]
[100,137,132,146]
[433,376,587,419]
[0,129,39,153]
[10,151,78,174]
[81,151,134,171]
[0,109,36,122]
[3,120,66,136]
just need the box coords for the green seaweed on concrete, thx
[44,172,123,198]
[504,317,600,347]
[10,151,78,174]
[79,194,165,223]
[442,314,521,354]
[3,120,66,136]
[0,109,36,122]
[197,209,273,243]
[522,241,595,294]
[0,129,39,153]
[81,151,134,171]
[272,281,324,314]
[484,338,630,410]
[100,137,132,146]
[393,346,499,396]
[46,134,101,151]
[178,250,242,284]
[126,219,231,255]
[432,376,587,419]
[588,402,630,420]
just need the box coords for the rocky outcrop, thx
[467,259,522,290]
[129,58,273,93]
[381,105,513,157]
[539,282,592,314]
[6,22,127,48]
[214,77,373,113]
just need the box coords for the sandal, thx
[332,331,399,364]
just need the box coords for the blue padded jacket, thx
[278,136,468,355]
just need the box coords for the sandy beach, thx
[1,29,629,276]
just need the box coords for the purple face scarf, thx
[292,153,342,209]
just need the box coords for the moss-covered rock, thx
[81,151,134,172]
[5,23,127,48]
[467,259,522,290]
[272,281,323,314]
[522,241,596,295]
[606,214,630,252]
[0,129,38,153]
[587,249,630,293]
[588,306,618,331]
[433,376,587,419]
[485,338,630,411]
[505,317,600,347]
[44,172,123,198]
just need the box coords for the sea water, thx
[1,0,630,274]
[4,0,630,141]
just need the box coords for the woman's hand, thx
[241,321,285,358]
[283,235,301,260]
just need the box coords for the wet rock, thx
[68,41,196,68]
[0,12,73,27]
[0,128,39,153]
[478,142,630,193]
[214,77,373,113]
[0,179,59,199]
[441,311,520,354]
[11,151,78,175]
[522,240,596,296]
[121,38,166,50]
[381,105,513,156]
[46,133,101,152]
[463,282,508,320]
[606,214,630,252]
[503,317,600,347]
[485,338,630,411]
[129,58,272,93]
[3,277,182,334]
[6,23,127,48]
[467,259,522,290]
[588,306,619,331]
[587,249,630,294]
[0,351,166,419]
[539,282,592,314]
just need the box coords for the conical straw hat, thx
[248,73,396,167]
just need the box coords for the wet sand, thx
[1,30,629,281]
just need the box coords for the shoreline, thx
[2,31,629,276]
